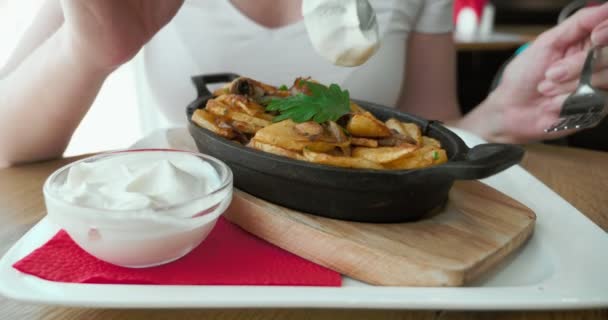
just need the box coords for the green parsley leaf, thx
[278,84,288,91]
[266,81,350,123]
[433,151,439,160]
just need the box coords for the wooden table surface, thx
[0,144,606,319]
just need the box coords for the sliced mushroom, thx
[229,77,255,96]
[229,77,276,97]
[325,121,351,155]
[326,121,348,143]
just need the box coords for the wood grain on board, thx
[225,181,536,286]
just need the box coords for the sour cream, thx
[43,150,233,267]
[58,151,221,212]
[302,0,380,67]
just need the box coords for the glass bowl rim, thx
[43,148,233,217]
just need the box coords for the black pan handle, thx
[191,73,241,98]
[187,73,241,118]
[437,143,525,180]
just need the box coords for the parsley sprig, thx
[266,81,350,123]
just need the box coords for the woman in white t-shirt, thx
[1,0,607,165]
[137,0,455,132]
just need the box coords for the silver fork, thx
[545,46,608,133]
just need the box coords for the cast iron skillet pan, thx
[186,73,524,223]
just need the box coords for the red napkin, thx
[13,217,341,286]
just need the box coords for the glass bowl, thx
[43,149,233,268]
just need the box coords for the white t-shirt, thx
[135,0,453,135]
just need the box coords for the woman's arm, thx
[0,0,110,167]
[461,4,608,144]
[400,3,608,144]
[397,32,461,123]
[0,27,111,169]
[0,0,183,167]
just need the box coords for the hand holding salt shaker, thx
[302,0,380,67]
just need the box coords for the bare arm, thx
[397,32,461,122]
[0,0,183,167]
[459,4,608,143]
[0,1,110,167]
[400,5,608,144]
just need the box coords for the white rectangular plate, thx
[1,128,607,310]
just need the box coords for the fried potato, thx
[352,144,418,164]
[303,148,383,170]
[422,136,441,148]
[401,122,422,145]
[351,137,378,148]
[385,118,405,134]
[433,149,448,164]
[216,94,272,120]
[191,109,235,139]
[248,139,305,160]
[206,99,271,128]
[253,120,307,151]
[384,146,448,170]
[385,119,422,145]
[195,76,452,171]
[350,102,367,113]
[254,120,350,152]
[231,120,264,135]
[346,112,391,138]
[294,121,324,139]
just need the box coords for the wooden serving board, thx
[224,181,536,287]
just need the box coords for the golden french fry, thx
[352,145,417,164]
[248,139,305,161]
[351,137,378,148]
[346,112,391,138]
[303,148,383,170]
[191,109,235,139]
